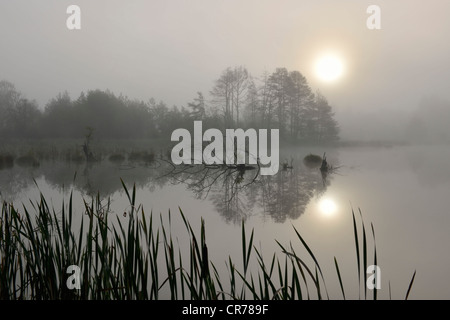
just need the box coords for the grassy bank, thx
[0,138,169,168]
[0,182,415,300]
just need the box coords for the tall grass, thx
[0,182,416,300]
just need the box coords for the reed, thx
[0,182,416,300]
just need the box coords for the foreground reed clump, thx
[0,181,416,300]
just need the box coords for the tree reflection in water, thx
[0,154,337,224]
[159,155,335,224]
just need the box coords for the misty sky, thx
[1,0,450,140]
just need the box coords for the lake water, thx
[1,144,449,300]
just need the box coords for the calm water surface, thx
[1,144,449,299]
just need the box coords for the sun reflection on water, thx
[318,197,338,218]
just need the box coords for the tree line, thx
[0,66,339,143]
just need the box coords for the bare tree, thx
[210,66,253,127]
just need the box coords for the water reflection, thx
[0,153,337,223]
[157,155,335,223]
[0,160,160,200]
[318,198,338,217]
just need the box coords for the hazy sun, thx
[315,54,344,82]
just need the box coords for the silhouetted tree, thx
[43,92,74,138]
[243,80,259,128]
[311,91,340,142]
[187,92,206,120]
[0,80,41,138]
[288,71,315,141]
[1,70,340,144]
[267,68,292,135]
[210,66,253,127]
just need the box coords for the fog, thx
[1,0,450,142]
[3,1,450,302]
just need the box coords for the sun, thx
[315,54,344,82]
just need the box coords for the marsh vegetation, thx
[0,182,415,300]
